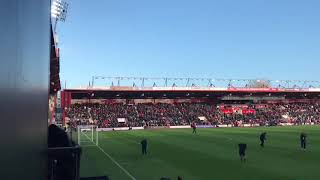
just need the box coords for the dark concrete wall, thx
[0,0,50,179]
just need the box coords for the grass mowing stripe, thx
[81,131,137,180]
[117,135,140,145]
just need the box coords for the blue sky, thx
[58,0,320,88]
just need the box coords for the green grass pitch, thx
[79,126,320,180]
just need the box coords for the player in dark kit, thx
[141,139,148,155]
[191,123,197,134]
[300,133,307,150]
[260,132,267,147]
[238,143,247,162]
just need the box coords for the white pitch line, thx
[96,145,137,180]
[81,132,137,180]
[81,145,97,147]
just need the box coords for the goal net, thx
[77,125,99,146]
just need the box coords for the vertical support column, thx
[92,76,95,87]
[96,129,99,146]
[0,1,50,178]
[61,91,66,124]
[91,126,94,142]
[77,126,80,145]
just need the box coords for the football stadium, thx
[4,0,320,180]
[56,78,320,180]
[46,1,320,179]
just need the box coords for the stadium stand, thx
[66,101,320,128]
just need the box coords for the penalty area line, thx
[81,131,137,180]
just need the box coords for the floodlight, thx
[51,0,69,32]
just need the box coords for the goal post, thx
[96,128,99,146]
[77,125,98,146]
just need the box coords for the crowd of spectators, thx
[65,102,320,128]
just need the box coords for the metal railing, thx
[88,76,320,89]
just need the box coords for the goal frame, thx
[77,125,99,146]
